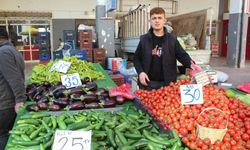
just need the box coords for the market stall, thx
[5,56,250,150]
[6,57,187,150]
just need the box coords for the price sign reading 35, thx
[61,73,82,89]
[52,130,91,150]
[180,84,203,105]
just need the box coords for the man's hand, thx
[139,72,150,86]
[15,102,24,113]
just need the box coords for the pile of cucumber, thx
[7,105,187,150]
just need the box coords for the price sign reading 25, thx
[61,73,82,89]
[180,84,204,105]
[52,130,91,150]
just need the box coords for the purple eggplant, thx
[37,96,49,103]
[37,102,48,110]
[102,91,109,98]
[70,93,84,101]
[48,104,61,111]
[32,85,47,99]
[66,101,85,110]
[100,99,116,108]
[84,82,97,91]
[26,104,39,112]
[52,85,66,94]
[53,98,69,107]
[82,94,98,103]
[116,96,125,105]
[53,89,66,98]
[86,91,95,95]
[85,102,100,109]
[63,87,85,96]
[58,96,70,101]
[34,94,43,101]
[43,81,52,89]
[26,83,38,93]
[26,88,37,99]
[97,95,105,101]
[81,77,91,84]
[95,88,106,96]
[48,85,66,96]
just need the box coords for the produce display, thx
[7,105,187,150]
[29,57,105,84]
[135,78,250,150]
[25,80,129,111]
[226,88,250,106]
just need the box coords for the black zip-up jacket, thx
[133,27,192,86]
[0,41,26,110]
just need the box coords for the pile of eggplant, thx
[25,78,126,111]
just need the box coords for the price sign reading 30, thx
[52,130,91,150]
[180,84,203,105]
[61,73,82,89]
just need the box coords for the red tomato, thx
[196,138,203,148]
[241,133,249,142]
[203,138,211,145]
[214,140,223,147]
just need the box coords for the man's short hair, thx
[0,28,9,40]
[150,7,166,17]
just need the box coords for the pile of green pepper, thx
[29,56,105,84]
[7,105,188,150]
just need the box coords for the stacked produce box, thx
[93,48,106,68]
[79,30,93,50]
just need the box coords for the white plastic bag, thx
[216,70,229,82]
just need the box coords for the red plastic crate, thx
[110,74,124,86]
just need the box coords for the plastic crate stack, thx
[93,48,106,68]
[79,30,93,62]
[63,30,76,50]
[38,32,51,61]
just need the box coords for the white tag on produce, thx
[49,63,57,72]
[52,130,91,150]
[61,73,82,89]
[55,60,71,73]
[206,71,218,83]
[194,71,210,86]
[180,84,204,105]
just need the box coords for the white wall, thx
[0,0,219,20]
[0,0,96,19]
[175,0,219,20]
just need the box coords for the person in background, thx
[57,38,64,50]
[133,7,193,90]
[0,27,26,149]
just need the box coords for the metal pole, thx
[237,0,245,68]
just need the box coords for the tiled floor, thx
[24,56,250,87]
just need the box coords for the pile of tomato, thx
[135,78,250,150]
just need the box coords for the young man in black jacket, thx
[134,7,193,90]
[0,28,26,149]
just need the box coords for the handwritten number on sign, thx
[72,76,79,86]
[183,85,200,103]
[58,137,84,150]
[59,137,68,150]
[64,77,72,88]
[72,137,84,150]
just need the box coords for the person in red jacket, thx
[133,7,193,90]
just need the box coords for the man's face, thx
[150,13,166,31]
